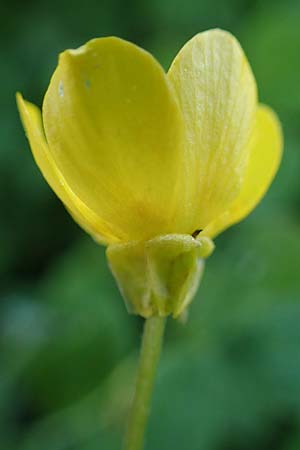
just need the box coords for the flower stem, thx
[123,316,167,450]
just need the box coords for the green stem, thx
[123,316,167,450]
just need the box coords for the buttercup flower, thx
[17,29,282,317]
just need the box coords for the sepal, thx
[106,234,214,318]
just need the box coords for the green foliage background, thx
[1,0,300,449]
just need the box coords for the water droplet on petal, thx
[58,81,64,97]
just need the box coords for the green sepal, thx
[106,234,214,318]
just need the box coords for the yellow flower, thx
[17,29,283,317]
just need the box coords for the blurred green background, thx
[1,0,300,449]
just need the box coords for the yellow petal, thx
[16,93,119,244]
[203,104,283,238]
[168,29,257,231]
[43,37,190,241]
